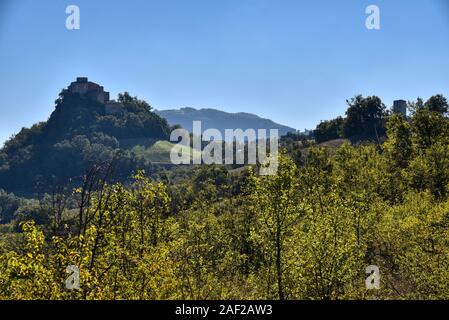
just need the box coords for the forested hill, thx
[0,89,172,194]
[155,107,297,138]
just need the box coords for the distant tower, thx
[392,100,407,117]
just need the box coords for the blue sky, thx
[1,0,449,145]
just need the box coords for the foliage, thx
[1,94,449,300]
[313,117,344,143]
[343,95,388,142]
[0,91,171,194]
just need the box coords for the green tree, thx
[424,94,448,115]
[313,117,344,143]
[343,95,388,142]
[249,154,300,300]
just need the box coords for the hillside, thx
[0,78,174,194]
[0,78,301,195]
[155,107,296,139]
[130,140,201,163]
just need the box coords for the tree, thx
[249,154,301,299]
[384,114,413,169]
[424,94,448,115]
[343,95,388,142]
[313,117,344,143]
[411,109,448,150]
[407,97,424,116]
[378,192,449,299]
[406,142,449,199]
[0,221,60,299]
[0,189,22,224]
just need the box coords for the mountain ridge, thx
[155,107,297,137]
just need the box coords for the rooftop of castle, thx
[66,77,111,105]
[64,77,125,114]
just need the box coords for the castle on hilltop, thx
[64,77,124,114]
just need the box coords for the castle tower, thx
[392,100,407,117]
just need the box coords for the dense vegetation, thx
[1,93,449,299]
[0,91,172,195]
[312,94,448,144]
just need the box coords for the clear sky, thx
[1,0,449,146]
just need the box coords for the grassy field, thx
[130,140,201,163]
